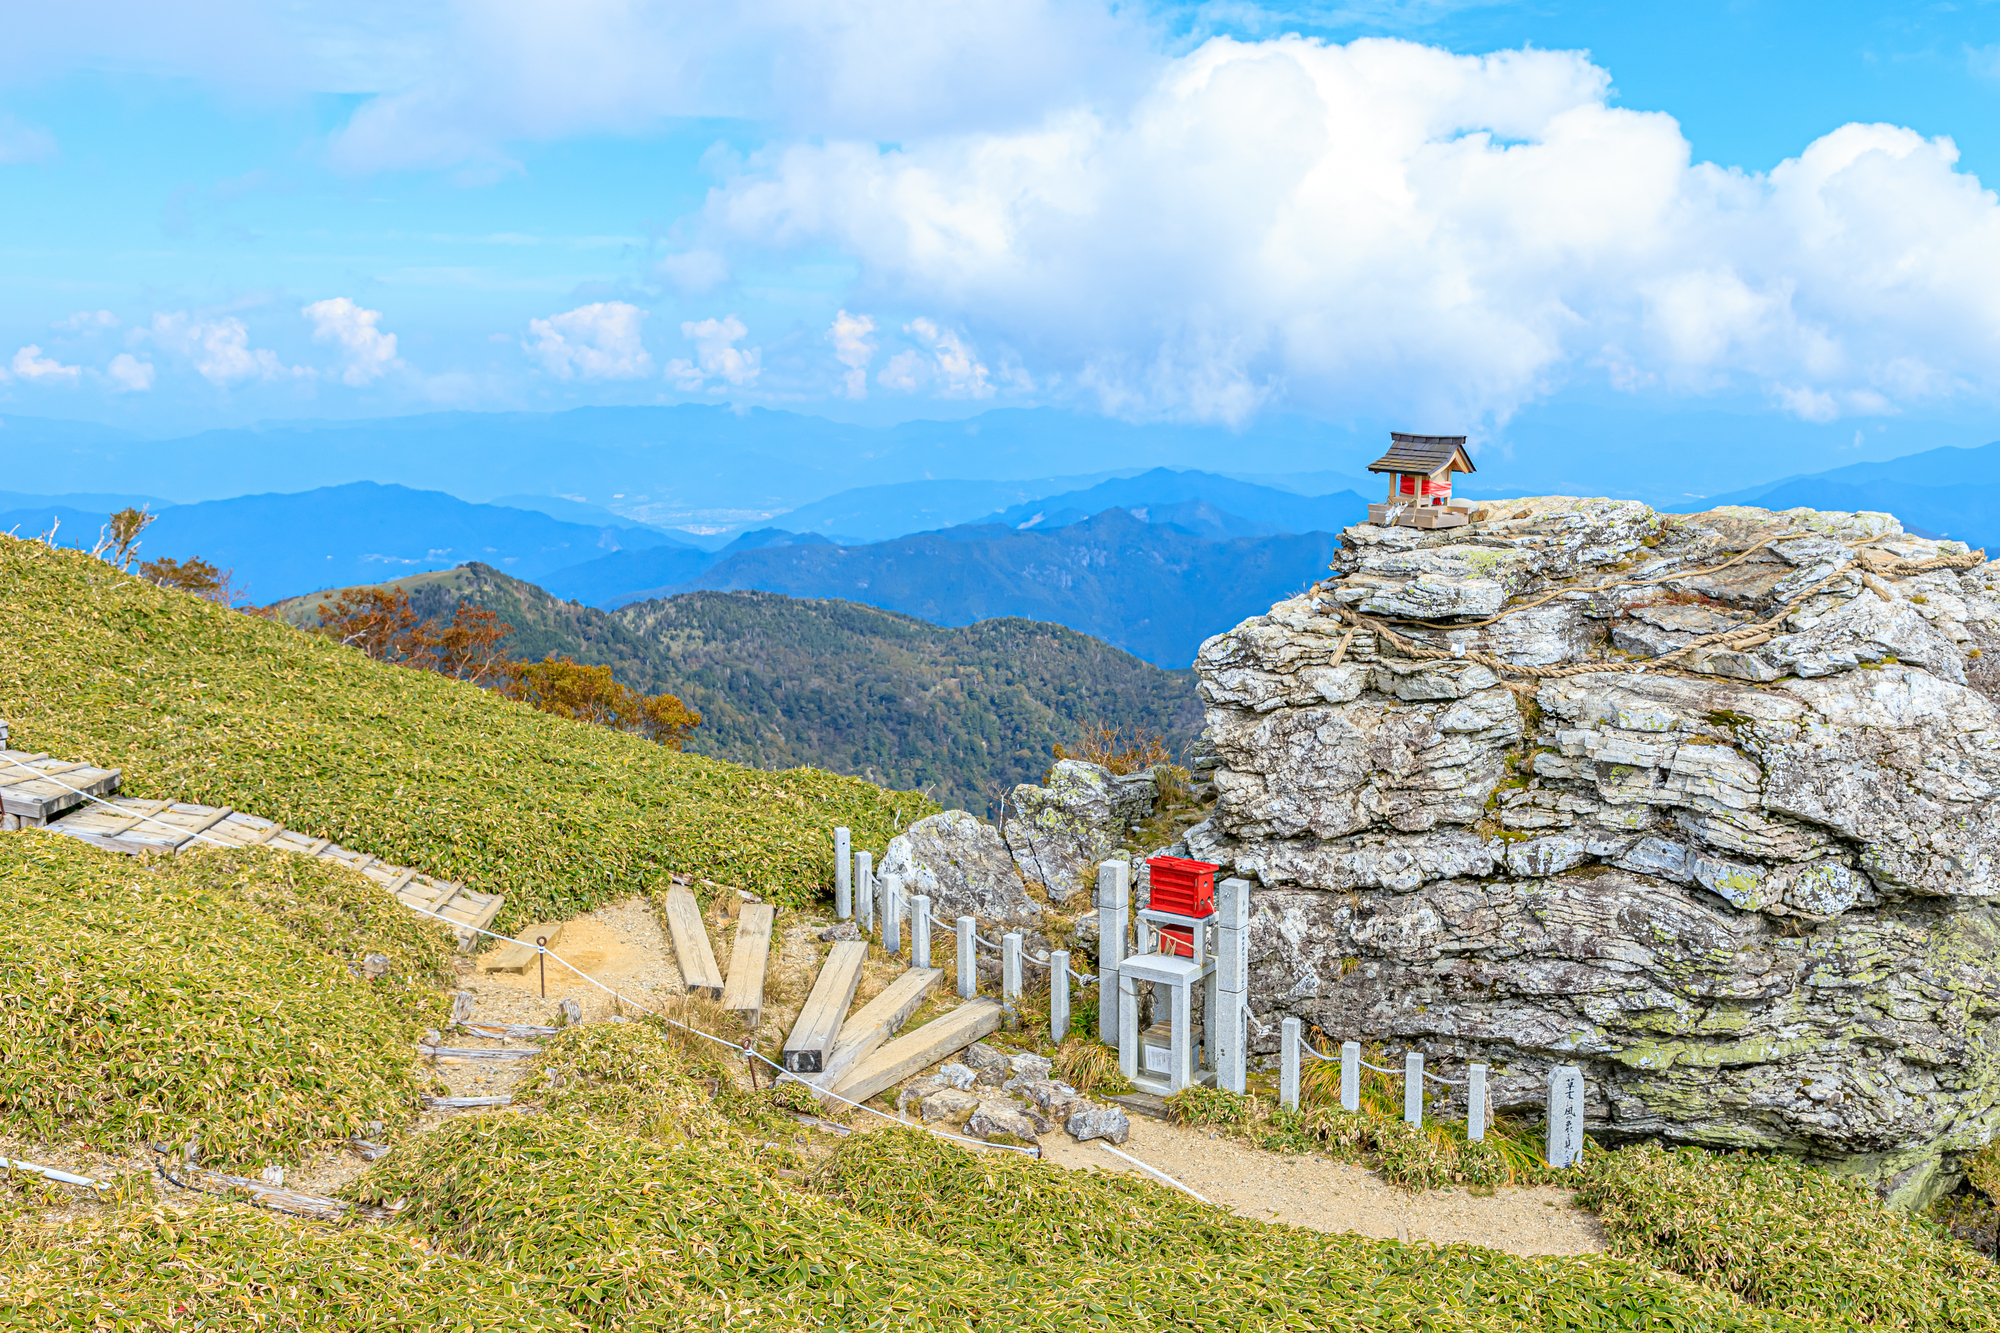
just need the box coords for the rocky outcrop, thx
[1004,760,1155,905]
[878,810,1040,928]
[1192,496,2000,1203]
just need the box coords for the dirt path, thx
[1037,1114,1606,1255]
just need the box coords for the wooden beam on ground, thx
[718,903,776,1026]
[828,997,1002,1108]
[811,967,942,1089]
[476,921,564,973]
[662,885,724,999]
[782,941,868,1073]
[419,1046,540,1062]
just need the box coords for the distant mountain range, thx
[3,481,684,605]
[271,565,1202,811]
[642,509,1342,668]
[1673,438,2000,551]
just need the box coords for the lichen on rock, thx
[1192,496,2000,1204]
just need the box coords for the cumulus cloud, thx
[303,296,401,384]
[523,301,653,380]
[702,35,2000,425]
[875,318,993,398]
[145,311,301,386]
[106,353,155,392]
[666,315,761,391]
[9,345,82,385]
[829,310,876,398]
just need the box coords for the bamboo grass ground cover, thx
[0,833,451,1169]
[0,537,933,926]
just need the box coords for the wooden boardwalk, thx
[0,749,123,828]
[35,787,505,947]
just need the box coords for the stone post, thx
[1167,970,1194,1092]
[1280,1016,1301,1111]
[1002,932,1022,1030]
[1050,950,1070,1043]
[1214,877,1250,1094]
[834,827,851,919]
[1341,1040,1360,1112]
[956,916,976,999]
[1117,968,1140,1084]
[913,895,931,970]
[1095,860,1128,1046]
[856,851,873,933]
[1404,1052,1424,1126]
[1547,1065,1585,1168]
[1468,1063,1488,1142]
[882,874,901,955]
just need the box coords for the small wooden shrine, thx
[1366,432,1478,529]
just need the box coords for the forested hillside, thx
[277,564,1203,810]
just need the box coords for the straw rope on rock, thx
[1187,495,2000,1208]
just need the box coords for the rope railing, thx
[1279,1021,1587,1168]
[11,773,1215,1182]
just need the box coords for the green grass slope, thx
[0,834,451,1168]
[0,538,931,923]
[273,564,1202,811]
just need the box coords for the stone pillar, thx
[1117,969,1140,1084]
[1340,1040,1360,1112]
[1002,933,1022,1031]
[1095,860,1128,1046]
[1050,950,1070,1043]
[1280,1016,1301,1111]
[1167,971,1194,1092]
[1403,1052,1423,1126]
[1547,1065,1585,1168]
[956,916,976,999]
[882,874,901,954]
[913,895,931,970]
[1468,1063,1488,1142]
[856,851,873,933]
[834,827,851,919]
[1214,877,1250,1094]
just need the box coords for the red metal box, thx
[1147,856,1217,918]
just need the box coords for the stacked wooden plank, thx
[46,794,505,947]
[0,750,122,829]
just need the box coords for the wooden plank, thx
[662,885,724,999]
[476,922,564,973]
[0,760,121,820]
[782,941,869,1073]
[811,967,943,1090]
[425,1094,514,1109]
[828,998,1003,1107]
[384,869,417,895]
[459,1021,561,1038]
[718,903,776,1025]
[420,1045,540,1062]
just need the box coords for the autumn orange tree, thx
[502,654,702,750]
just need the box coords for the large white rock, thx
[1197,497,2000,1204]
[1003,760,1153,905]
[878,810,1039,929]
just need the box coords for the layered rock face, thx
[1190,497,2000,1202]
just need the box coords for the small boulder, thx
[449,990,475,1022]
[968,1100,1042,1142]
[1016,1077,1091,1124]
[920,1088,982,1124]
[1005,1052,1054,1083]
[819,922,862,942]
[962,1042,1011,1085]
[1066,1106,1131,1145]
[877,811,1039,928]
[937,1062,976,1091]
[897,1075,947,1114]
[558,997,583,1027]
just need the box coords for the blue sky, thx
[2,0,1997,471]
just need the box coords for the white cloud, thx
[523,301,653,380]
[55,309,119,333]
[145,311,301,386]
[106,353,155,393]
[665,315,761,391]
[316,1,1153,175]
[829,310,876,398]
[701,35,2000,425]
[658,249,730,294]
[303,296,401,384]
[0,114,57,165]
[10,345,82,385]
[889,317,993,398]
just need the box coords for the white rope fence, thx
[836,839,1097,1043]
[10,774,1216,1185]
[1280,1019,1587,1167]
